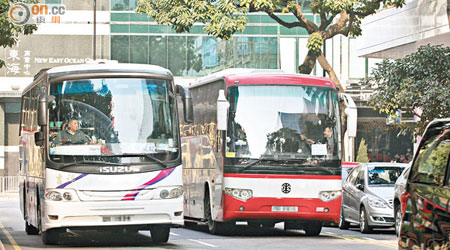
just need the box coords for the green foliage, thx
[307,32,323,53]
[356,138,369,163]
[0,0,37,68]
[361,45,450,137]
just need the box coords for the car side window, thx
[347,166,361,185]
[355,168,365,186]
[411,128,450,185]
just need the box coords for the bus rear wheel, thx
[150,225,170,243]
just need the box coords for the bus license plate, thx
[102,215,132,222]
[272,206,298,212]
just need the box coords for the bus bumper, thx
[43,198,184,231]
[222,195,341,224]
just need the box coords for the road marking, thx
[0,221,21,250]
[326,233,397,249]
[362,237,375,240]
[188,239,218,248]
[170,232,179,236]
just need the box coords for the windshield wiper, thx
[60,160,126,170]
[120,153,168,168]
[240,157,275,172]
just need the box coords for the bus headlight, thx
[169,187,183,198]
[45,191,62,201]
[45,189,78,201]
[157,186,183,199]
[319,190,342,202]
[225,187,253,201]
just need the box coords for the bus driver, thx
[54,118,91,145]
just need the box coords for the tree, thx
[361,44,450,137]
[0,0,37,67]
[356,138,369,163]
[136,0,406,91]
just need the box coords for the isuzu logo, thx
[281,183,291,194]
[99,166,133,173]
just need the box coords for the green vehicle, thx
[398,118,450,250]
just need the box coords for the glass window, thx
[348,167,360,184]
[412,127,450,185]
[367,166,404,185]
[168,36,187,76]
[226,85,341,160]
[355,168,365,185]
[185,36,203,76]
[111,35,130,63]
[130,36,148,64]
[48,78,179,168]
[149,36,168,68]
[111,0,128,10]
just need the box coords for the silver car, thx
[393,164,411,236]
[338,162,407,233]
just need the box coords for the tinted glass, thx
[367,166,404,185]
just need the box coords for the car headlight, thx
[45,189,78,201]
[368,198,388,208]
[225,187,253,201]
[319,190,342,202]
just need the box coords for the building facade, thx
[0,0,418,176]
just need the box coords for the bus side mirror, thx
[339,93,357,138]
[38,88,48,126]
[176,85,193,123]
[217,89,229,131]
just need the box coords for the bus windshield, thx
[48,78,178,162]
[226,85,341,161]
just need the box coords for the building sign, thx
[0,35,108,77]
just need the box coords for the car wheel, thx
[338,207,350,230]
[395,204,402,236]
[359,207,372,234]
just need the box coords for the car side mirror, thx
[356,183,364,191]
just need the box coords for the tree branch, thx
[323,10,349,40]
[266,12,302,28]
[292,3,318,33]
[319,13,336,30]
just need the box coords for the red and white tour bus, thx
[179,69,357,235]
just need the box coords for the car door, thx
[352,167,366,222]
[401,128,448,249]
[343,165,362,222]
[431,129,450,248]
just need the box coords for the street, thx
[0,196,398,250]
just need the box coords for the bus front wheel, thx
[304,221,322,236]
[42,228,60,245]
[150,225,170,243]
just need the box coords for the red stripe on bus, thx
[223,173,340,180]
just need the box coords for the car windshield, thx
[368,166,404,185]
[226,85,341,161]
[48,78,179,162]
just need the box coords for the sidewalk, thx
[0,193,18,200]
[0,193,19,250]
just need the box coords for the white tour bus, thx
[19,62,192,245]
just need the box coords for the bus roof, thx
[23,62,174,94]
[47,62,173,77]
[189,68,337,89]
